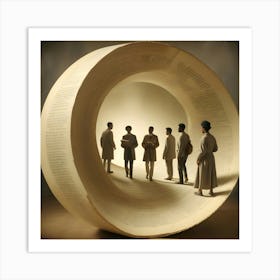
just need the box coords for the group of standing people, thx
[100,120,218,196]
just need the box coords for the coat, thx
[100,129,116,160]
[177,132,190,159]
[121,133,138,160]
[142,134,159,162]
[194,132,218,189]
[163,134,176,160]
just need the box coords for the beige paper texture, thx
[41,42,239,237]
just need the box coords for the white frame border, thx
[28,27,252,253]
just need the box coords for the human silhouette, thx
[163,127,176,180]
[194,120,218,196]
[121,126,138,179]
[100,122,116,173]
[142,126,159,181]
[176,123,191,184]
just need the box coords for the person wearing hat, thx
[163,127,176,180]
[194,120,218,196]
[142,126,159,181]
[177,123,191,184]
[121,125,138,179]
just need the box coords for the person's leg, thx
[165,160,170,179]
[129,160,133,178]
[168,159,173,179]
[125,160,129,177]
[177,158,184,184]
[103,159,106,169]
[145,161,149,179]
[183,158,188,183]
[107,159,113,173]
[194,164,203,196]
[149,161,154,181]
[165,160,172,179]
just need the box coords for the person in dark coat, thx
[194,120,218,196]
[142,126,159,181]
[176,123,191,184]
[100,122,116,173]
[121,125,138,178]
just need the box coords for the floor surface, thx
[41,175,239,239]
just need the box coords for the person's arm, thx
[197,138,208,164]
[121,136,128,148]
[163,138,168,159]
[155,136,159,148]
[172,136,176,158]
[133,135,138,148]
[100,134,103,148]
[142,136,147,149]
[110,131,116,149]
[213,138,218,152]
[178,135,187,157]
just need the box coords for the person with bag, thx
[176,123,192,184]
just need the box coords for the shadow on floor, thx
[41,181,239,239]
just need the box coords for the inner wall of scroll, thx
[96,81,188,178]
[42,42,239,237]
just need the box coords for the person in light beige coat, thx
[163,127,176,180]
[100,122,116,173]
[194,120,218,196]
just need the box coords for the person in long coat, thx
[142,126,159,181]
[100,122,116,173]
[194,120,218,196]
[177,123,191,184]
[163,127,176,180]
[121,125,138,179]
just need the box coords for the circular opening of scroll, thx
[67,42,238,237]
[96,81,188,176]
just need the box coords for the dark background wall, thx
[41,41,239,109]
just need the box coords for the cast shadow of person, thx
[214,173,239,196]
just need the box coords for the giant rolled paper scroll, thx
[41,42,239,238]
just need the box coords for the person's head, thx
[201,120,211,133]
[107,122,113,129]
[166,127,172,135]
[148,126,154,134]
[178,123,185,133]
[125,125,132,133]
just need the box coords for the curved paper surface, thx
[41,42,239,238]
